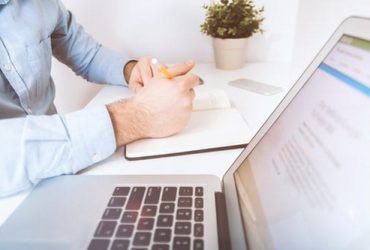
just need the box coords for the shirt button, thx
[2,64,12,72]
[92,153,101,163]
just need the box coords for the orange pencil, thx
[151,58,173,79]
[151,58,204,84]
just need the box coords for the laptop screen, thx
[234,35,370,249]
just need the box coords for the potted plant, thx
[201,0,264,70]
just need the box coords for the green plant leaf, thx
[200,0,265,39]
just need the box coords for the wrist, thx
[106,99,148,147]
[123,59,138,84]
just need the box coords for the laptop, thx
[0,16,370,250]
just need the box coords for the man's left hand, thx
[126,58,196,93]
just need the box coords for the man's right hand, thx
[107,71,199,147]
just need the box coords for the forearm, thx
[85,46,129,86]
[106,98,148,147]
[0,106,116,197]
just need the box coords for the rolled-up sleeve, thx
[0,106,116,197]
[51,0,129,86]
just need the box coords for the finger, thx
[150,60,161,76]
[135,84,143,92]
[129,81,143,93]
[177,73,200,90]
[167,59,195,77]
[139,59,154,84]
[189,88,195,100]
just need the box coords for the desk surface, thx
[0,62,296,226]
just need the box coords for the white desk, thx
[0,62,296,226]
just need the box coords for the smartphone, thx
[228,78,283,96]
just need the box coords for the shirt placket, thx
[0,37,33,114]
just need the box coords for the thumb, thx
[167,60,195,77]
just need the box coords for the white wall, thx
[118,0,298,63]
[293,0,370,75]
[53,0,299,113]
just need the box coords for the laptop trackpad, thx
[0,176,114,250]
[0,241,72,250]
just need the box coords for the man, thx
[0,0,199,197]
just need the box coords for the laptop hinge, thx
[215,192,232,250]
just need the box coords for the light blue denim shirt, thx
[0,0,129,197]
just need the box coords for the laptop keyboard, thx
[87,186,205,250]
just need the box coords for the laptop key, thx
[87,239,110,250]
[195,187,203,196]
[111,239,129,250]
[108,197,126,207]
[178,197,192,207]
[116,224,134,237]
[157,215,173,227]
[102,208,122,220]
[175,222,191,235]
[176,209,192,220]
[141,205,157,216]
[195,198,203,208]
[159,203,175,213]
[179,187,193,196]
[194,224,204,237]
[194,210,203,222]
[126,187,146,210]
[152,244,170,250]
[113,187,130,196]
[121,211,138,223]
[144,186,161,204]
[137,217,154,230]
[193,239,204,250]
[94,221,117,237]
[173,236,190,250]
[162,187,177,201]
[154,228,171,242]
[133,232,151,246]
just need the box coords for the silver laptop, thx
[1,16,370,250]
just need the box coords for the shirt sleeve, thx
[51,0,129,86]
[0,106,116,197]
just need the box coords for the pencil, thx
[151,58,204,85]
[151,58,173,79]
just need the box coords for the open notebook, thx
[124,88,254,160]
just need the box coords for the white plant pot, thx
[213,38,248,70]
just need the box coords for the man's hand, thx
[107,73,199,147]
[127,58,196,93]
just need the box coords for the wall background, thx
[293,0,370,72]
[52,0,370,113]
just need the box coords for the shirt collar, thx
[0,0,10,5]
